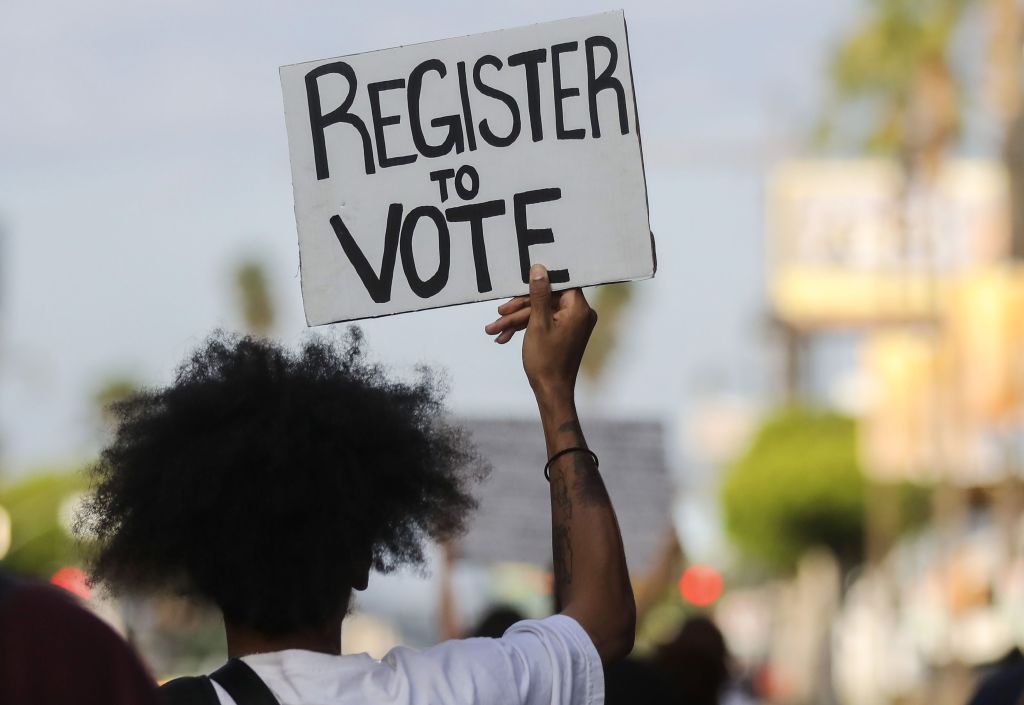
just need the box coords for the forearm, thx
[538,395,636,662]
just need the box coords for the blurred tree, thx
[824,0,1024,253]
[721,408,928,573]
[234,258,276,337]
[580,283,634,384]
[722,409,866,572]
[818,0,970,175]
[0,469,88,578]
[817,0,977,568]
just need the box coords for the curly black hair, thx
[79,329,484,635]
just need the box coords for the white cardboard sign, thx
[280,11,654,325]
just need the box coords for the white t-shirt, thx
[211,614,604,705]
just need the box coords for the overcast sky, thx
[0,0,861,473]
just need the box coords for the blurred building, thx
[459,417,673,573]
[759,158,1024,705]
[768,159,1009,330]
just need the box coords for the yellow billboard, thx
[769,160,1009,327]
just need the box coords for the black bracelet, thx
[544,447,599,481]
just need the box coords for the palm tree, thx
[819,0,969,177]
[818,0,972,572]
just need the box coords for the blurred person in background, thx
[78,265,635,705]
[655,614,761,705]
[436,539,526,641]
[966,648,1024,705]
[465,606,527,639]
[603,655,675,705]
[657,616,758,705]
[437,541,527,641]
[657,616,728,705]
[0,569,158,705]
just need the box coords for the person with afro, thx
[80,265,635,705]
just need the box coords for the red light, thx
[679,564,723,607]
[51,566,92,600]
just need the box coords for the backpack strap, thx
[160,660,279,705]
[210,658,281,705]
[160,676,219,705]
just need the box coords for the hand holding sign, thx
[485,295,532,343]
[487,265,596,401]
[281,11,653,325]
[521,265,597,404]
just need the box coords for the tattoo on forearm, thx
[572,452,610,506]
[549,416,610,603]
[553,468,572,519]
[557,419,583,437]
[553,524,573,591]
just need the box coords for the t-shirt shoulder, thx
[381,613,604,705]
[224,614,603,705]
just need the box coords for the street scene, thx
[2,2,1023,704]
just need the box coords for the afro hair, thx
[79,329,484,635]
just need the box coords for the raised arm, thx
[485,265,636,663]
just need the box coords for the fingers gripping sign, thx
[484,264,597,396]
[483,295,531,344]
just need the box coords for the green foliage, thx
[721,408,866,572]
[0,470,89,578]
[832,0,966,93]
[580,283,634,384]
[897,480,932,534]
[819,0,971,153]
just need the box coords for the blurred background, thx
[4,0,1024,703]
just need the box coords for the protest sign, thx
[280,11,654,325]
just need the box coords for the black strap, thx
[210,658,281,705]
[160,660,279,705]
[160,676,219,705]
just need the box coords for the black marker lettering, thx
[551,42,585,140]
[508,48,547,142]
[429,168,456,202]
[454,165,479,200]
[513,188,569,284]
[368,79,417,169]
[330,206,402,303]
[305,62,375,178]
[445,199,506,293]
[585,36,629,138]
[473,55,521,148]
[408,59,465,159]
[456,61,478,151]
[400,206,450,298]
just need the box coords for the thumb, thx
[528,264,552,329]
